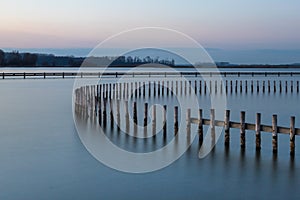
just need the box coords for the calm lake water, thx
[0,68,300,199]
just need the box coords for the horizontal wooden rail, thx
[1,71,300,79]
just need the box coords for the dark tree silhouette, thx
[0,49,4,66]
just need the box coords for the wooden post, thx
[186,109,191,135]
[240,111,246,149]
[158,81,160,96]
[144,103,148,127]
[251,81,253,93]
[148,81,151,97]
[291,81,293,93]
[133,102,137,125]
[230,80,233,93]
[274,81,276,93]
[174,106,178,135]
[297,81,299,93]
[204,81,207,94]
[262,81,265,93]
[285,81,288,93]
[210,109,215,143]
[224,110,230,146]
[268,80,270,93]
[163,105,167,137]
[290,116,295,156]
[194,80,197,95]
[279,81,282,93]
[255,113,261,150]
[215,80,217,94]
[103,98,107,127]
[240,80,242,93]
[235,80,238,93]
[272,115,278,153]
[110,100,114,128]
[245,80,248,93]
[198,109,203,144]
[152,105,156,136]
[162,81,164,96]
[124,101,129,132]
[257,81,259,93]
[199,80,202,94]
[225,80,228,94]
[189,81,192,94]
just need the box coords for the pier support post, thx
[240,111,246,149]
[290,116,296,156]
[272,115,278,153]
[224,110,230,146]
[255,113,261,150]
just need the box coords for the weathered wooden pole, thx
[268,80,270,93]
[262,81,265,93]
[240,111,246,149]
[124,101,129,132]
[272,114,278,153]
[245,80,248,93]
[174,106,178,135]
[215,80,217,94]
[162,81,164,96]
[255,113,261,150]
[256,81,259,93]
[194,80,197,95]
[290,116,295,156]
[148,81,151,97]
[230,80,233,93]
[103,98,107,127]
[285,81,288,93]
[198,109,203,144]
[297,81,299,93]
[225,80,228,94]
[110,100,114,128]
[224,110,230,146]
[210,109,215,143]
[240,80,242,93]
[189,81,192,94]
[158,81,161,96]
[152,104,156,136]
[163,105,167,137]
[133,102,137,125]
[199,80,202,94]
[274,81,276,93]
[279,81,282,93]
[204,81,207,94]
[235,80,238,93]
[186,109,191,135]
[144,103,148,127]
[251,81,254,93]
[291,81,293,93]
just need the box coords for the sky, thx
[1,0,300,50]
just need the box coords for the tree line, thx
[0,49,175,67]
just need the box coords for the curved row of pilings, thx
[74,78,299,156]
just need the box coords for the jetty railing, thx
[1,71,300,79]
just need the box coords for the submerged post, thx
[255,113,261,150]
[272,115,278,153]
[186,109,191,135]
[174,106,178,135]
[163,105,167,137]
[290,116,296,156]
[240,111,246,149]
[224,110,230,146]
[198,109,203,144]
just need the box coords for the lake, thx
[0,68,299,199]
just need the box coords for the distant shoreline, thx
[1,64,300,68]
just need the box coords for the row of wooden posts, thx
[2,71,300,79]
[74,79,300,107]
[75,95,298,156]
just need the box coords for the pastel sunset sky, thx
[1,0,300,50]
